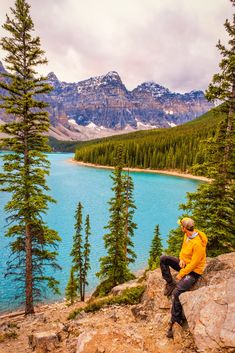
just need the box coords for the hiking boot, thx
[166,322,174,338]
[178,317,189,330]
[164,281,176,297]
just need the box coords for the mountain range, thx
[0,61,213,141]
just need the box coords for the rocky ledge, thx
[0,252,234,353]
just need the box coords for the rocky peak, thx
[133,81,170,98]
[47,72,59,81]
[76,70,126,94]
[102,71,122,82]
[184,90,205,99]
[46,72,60,87]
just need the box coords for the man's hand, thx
[176,273,183,280]
[179,259,186,268]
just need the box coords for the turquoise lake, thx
[0,152,201,312]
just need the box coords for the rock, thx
[76,331,97,353]
[110,279,142,296]
[180,253,235,353]
[29,330,60,353]
[75,327,147,353]
[131,305,148,320]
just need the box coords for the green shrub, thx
[91,279,115,298]
[68,285,145,320]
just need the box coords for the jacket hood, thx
[197,229,208,247]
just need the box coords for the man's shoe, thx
[164,281,176,296]
[178,317,189,330]
[166,322,174,338]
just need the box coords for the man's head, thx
[177,217,195,232]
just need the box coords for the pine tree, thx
[97,145,134,292]
[170,1,235,257]
[70,202,84,300]
[65,267,78,305]
[82,214,91,301]
[166,226,184,257]
[0,0,61,315]
[148,225,163,270]
[122,171,137,265]
[69,203,91,302]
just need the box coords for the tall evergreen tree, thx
[168,1,235,256]
[70,202,84,300]
[97,145,135,291]
[122,171,137,265]
[82,214,91,301]
[0,0,61,314]
[69,203,91,302]
[148,225,163,270]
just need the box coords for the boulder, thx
[110,279,143,296]
[29,330,60,353]
[181,252,235,353]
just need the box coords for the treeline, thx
[74,107,224,174]
[49,136,82,152]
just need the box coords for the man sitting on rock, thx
[160,217,208,338]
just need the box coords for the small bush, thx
[8,322,18,329]
[5,331,18,339]
[0,331,18,341]
[92,274,136,298]
[68,285,145,320]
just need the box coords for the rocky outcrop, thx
[181,253,235,353]
[0,61,213,140]
[1,253,234,353]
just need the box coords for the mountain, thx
[0,61,213,140]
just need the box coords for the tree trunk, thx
[25,222,34,314]
[24,135,34,315]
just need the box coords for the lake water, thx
[0,152,201,312]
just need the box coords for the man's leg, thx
[171,274,198,324]
[160,255,181,283]
[160,255,181,297]
[166,274,199,338]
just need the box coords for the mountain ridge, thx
[0,60,213,140]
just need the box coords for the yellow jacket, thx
[179,229,208,277]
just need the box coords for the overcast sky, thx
[0,0,232,92]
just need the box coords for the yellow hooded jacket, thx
[179,229,208,277]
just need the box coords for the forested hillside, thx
[74,106,224,173]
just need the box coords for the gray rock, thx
[110,279,141,296]
[180,253,235,353]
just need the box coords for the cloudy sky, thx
[0,0,232,92]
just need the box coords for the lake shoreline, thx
[68,158,211,182]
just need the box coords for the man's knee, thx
[160,255,168,265]
[172,286,180,299]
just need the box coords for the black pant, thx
[160,255,200,324]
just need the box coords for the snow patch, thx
[136,121,157,129]
[87,122,98,129]
[168,122,177,127]
[68,119,78,125]
[165,110,174,115]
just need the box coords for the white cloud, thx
[0,0,232,92]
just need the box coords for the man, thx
[160,217,208,338]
